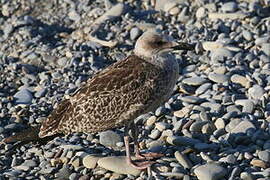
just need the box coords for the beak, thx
[170,41,195,51]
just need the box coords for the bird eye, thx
[156,41,164,45]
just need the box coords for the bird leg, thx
[124,135,154,169]
[130,122,163,160]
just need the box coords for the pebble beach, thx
[0,0,270,179]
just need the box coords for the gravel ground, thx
[0,0,270,179]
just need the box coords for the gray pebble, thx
[99,130,122,148]
[258,150,270,162]
[221,2,238,12]
[13,88,33,104]
[130,27,141,40]
[194,163,227,180]
[248,85,264,100]
[182,77,207,86]
[208,73,229,83]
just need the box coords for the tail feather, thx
[2,126,41,143]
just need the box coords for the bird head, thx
[134,30,194,59]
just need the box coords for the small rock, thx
[97,156,141,176]
[83,155,102,169]
[167,135,201,147]
[146,116,157,126]
[173,105,193,118]
[231,120,256,134]
[196,7,206,18]
[182,77,207,86]
[250,159,268,169]
[194,163,227,180]
[258,151,270,162]
[208,73,229,83]
[99,130,122,148]
[174,151,193,169]
[221,2,238,12]
[248,85,265,100]
[230,74,250,88]
[13,88,33,105]
[130,27,141,40]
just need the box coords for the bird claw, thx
[127,158,155,170]
[135,152,164,160]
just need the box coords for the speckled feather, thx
[39,54,178,138]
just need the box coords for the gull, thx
[4,30,194,169]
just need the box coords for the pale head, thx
[134,30,177,58]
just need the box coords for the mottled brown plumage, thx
[37,30,193,169]
[39,54,177,137]
[39,31,180,138]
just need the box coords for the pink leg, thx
[124,136,154,169]
[130,122,163,160]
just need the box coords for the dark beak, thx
[171,42,195,51]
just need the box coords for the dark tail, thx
[2,126,62,145]
[2,126,41,143]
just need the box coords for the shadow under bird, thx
[3,30,194,169]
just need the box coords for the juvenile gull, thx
[5,30,194,169]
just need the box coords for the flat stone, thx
[250,159,268,168]
[59,145,84,151]
[231,120,256,134]
[215,118,225,129]
[196,7,206,18]
[190,121,208,132]
[13,88,33,105]
[92,3,124,26]
[202,42,224,51]
[99,130,122,148]
[261,43,270,56]
[182,77,207,86]
[195,83,212,95]
[258,151,270,162]
[230,74,250,88]
[234,100,254,113]
[248,85,265,100]
[146,116,157,126]
[240,172,254,180]
[180,96,203,104]
[83,155,102,169]
[97,156,141,176]
[208,73,229,83]
[174,151,192,169]
[194,163,227,180]
[221,2,238,12]
[130,27,141,40]
[173,105,193,118]
[167,135,201,147]
[211,48,233,62]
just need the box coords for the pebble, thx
[99,130,122,148]
[250,159,268,169]
[194,163,227,180]
[221,2,238,12]
[130,27,141,40]
[230,120,256,134]
[182,77,207,86]
[82,155,102,169]
[248,85,265,100]
[167,135,201,147]
[97,156,141,176]
[234,100,254,113]
[258,151,270,162]
[174,151,193,169]
[195,83,212,95]
[208,73,229,83]
[230,74,250,88]
[13,88,33,104]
